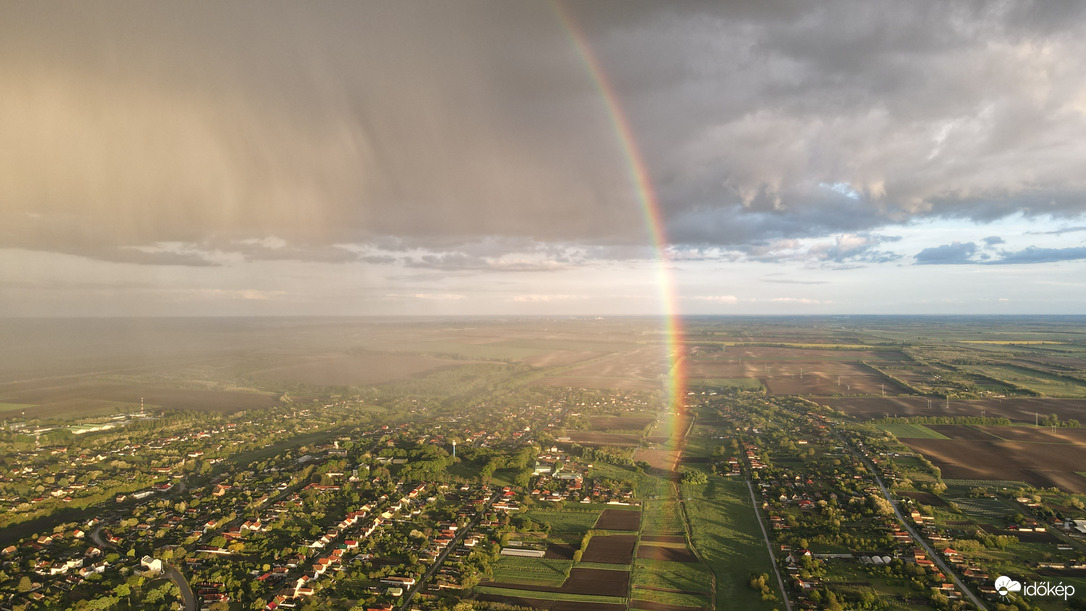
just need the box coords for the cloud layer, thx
[4,1,1086,268]
[2,2,1086,316]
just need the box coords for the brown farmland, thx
[633,448,681,472]
[635,544,698,562]
[543,543,576,560]
[685,347,909,396]
[817,396,1086,424]
[926,425,1001,440]
[589,415,656,430]
[582,534,637,564]
[567,432,641,446]
[244,352,478,387]
[595,508,641,531]
[533,345,670,391]
[641,535,686,544]
[522,350,604,368]
[901,437,1086,493]
[0,382,278,418]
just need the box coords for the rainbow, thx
[554,3,687,444]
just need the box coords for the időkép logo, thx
[995,575,1075,601]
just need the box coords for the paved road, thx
[90,523,111,550]
[847,443,989,611]
[92,521,196,611]
[165,563,197,611]
[399,491,500,610]
[745,479,793,611]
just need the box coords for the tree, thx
[681,468,708,485]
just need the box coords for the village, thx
[709,393,1086,611]
[0,386,654,610]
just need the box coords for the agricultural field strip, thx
[744,479,792,611]
[878,422,949,439]
[475,585,627,604]
[635,541,688,549]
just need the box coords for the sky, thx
[3,1,1086,317]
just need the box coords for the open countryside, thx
[3,316,1086,610]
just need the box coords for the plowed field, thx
[595,509,641,531]
[583,534,637,564]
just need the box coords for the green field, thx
[943,494,1016,523]
[961,363,1086,398]
[689,378,764,390]
[476,585,626,604]
[587,461,668,499]
[523,508,601,540]
[490,557,573,586]
[943,478,1029,489]
[641,498,684,535]
[683,475,779,611]
[630,558,712,607]
[0,402,36,412]
[879,422,949,439]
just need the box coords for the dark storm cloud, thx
[570,1,1086,246]
[915,242,978,265]
[3,1,1086,265]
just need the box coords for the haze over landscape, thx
[4,1,1086,316]
[6,3,1086,611]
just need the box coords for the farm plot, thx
[589,414,656,431]
[566,432,642,446]
[879,422,949,439]
[897,491,947,507]
[243,352,478,386]
[544,544,576,560]
[683,477,777,611]
[630,558,713,608]
[480,567,629,597]
[817,396,1086,424]
[533,345,672,391]
[765,362,906,396]
[636,545,698,562]
[525,509,602,541]
[630,601,707,611]
[943,493,1018,523]
[582,534,637,564]
[641,535,686,544]
[641,501,684,536]
[475,593,625,611]
[903,437,1086,493]
[634,448,682,473]
[685,347,908,396]
[926,425,1001,440]
[0,382,279,418]
[960,363,1086,398]
[490,557,573,586]
[977,426,1086,445]
[595,508,641,531]
[0,402,35,413]
[978,524,1058,543]
[523,350,606,368]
